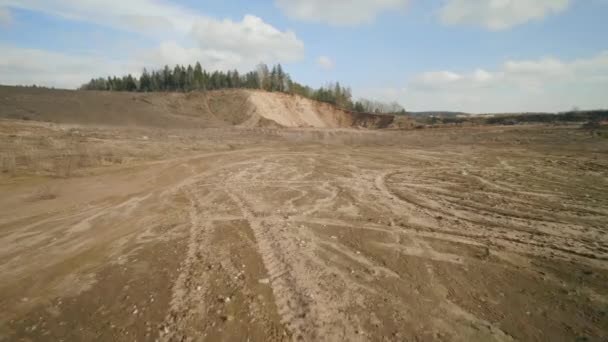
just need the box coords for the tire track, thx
[226,190,363,341]
[158,189,215,342]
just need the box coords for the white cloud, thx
[366,51,608,113]
[0,6,11,26]
[317,56,335,69]
[0,45,139,88]
[440,0,571,30]
[0,0,305,87]
[414,71,462,86]
[275,0,409,26]
[0,0,196,34]
[148,15,305,72]
[190,15,304,67]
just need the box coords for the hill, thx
[0,86,395,129]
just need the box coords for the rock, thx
[259,278,270,284]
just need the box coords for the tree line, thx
[80,62,405,114]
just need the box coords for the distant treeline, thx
[408,110,608,127]
[484,110,608,125]
[80,63,405,114]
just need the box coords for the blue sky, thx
[0,0,607,112]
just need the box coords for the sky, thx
[0,0,607,113]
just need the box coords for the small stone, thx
[331,236,337,239]
[259,278,270,284]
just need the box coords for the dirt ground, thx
[1,120,607,341]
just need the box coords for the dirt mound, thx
[0,86,394,129]
[244,90,394,128]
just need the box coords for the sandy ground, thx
[1,120,607,341]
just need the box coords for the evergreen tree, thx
[270,65,278,91]
[354,101,365,113]
[276,64,285,92]
[162,65,171,91]
[186,65,194,91]
[194,62,204,90]
[140,68,151,92]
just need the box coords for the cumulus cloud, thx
[0,6,11,26]
[0,0,305,87]
[190,15,304,67]
[440,0,571,30]
[367,51,608,113]
[275,0,409,26]
[317,56,335,69]
[145,15,304,72]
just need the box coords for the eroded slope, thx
[0,86,393,129]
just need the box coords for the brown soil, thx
[0,96,607,341]
[0,86,395,129]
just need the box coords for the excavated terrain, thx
[0,117,607,342]
[1,87,607,341]
[0,86,395,129]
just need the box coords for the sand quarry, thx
[0,86,607,341]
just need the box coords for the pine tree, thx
[194,62,204,90]
[140,68,151,92]
[162,65,171,91]
[231,70,240,88]
[172,65,182,91]
[186,65,194,91]
[276,64,284,92]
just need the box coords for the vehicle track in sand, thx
[2,127,608,341]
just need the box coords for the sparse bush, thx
[31,185,57,201]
